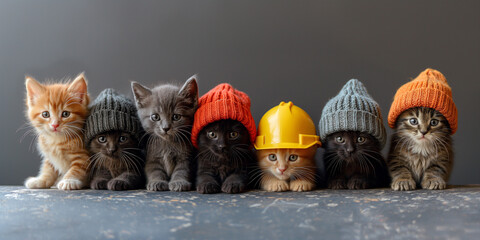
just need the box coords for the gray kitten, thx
[131,76,198,191]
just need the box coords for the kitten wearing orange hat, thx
[387,69,457,191]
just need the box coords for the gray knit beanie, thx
[85,88,144,147]
[318,79,387,149]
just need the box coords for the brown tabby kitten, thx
[388,107,453,191]
[24,74,90,190]
[89,131,145,190]
[256,147,317,192]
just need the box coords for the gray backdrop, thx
[1,0,479,185]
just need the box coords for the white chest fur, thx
[38,136,72,175]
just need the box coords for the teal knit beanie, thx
[85,89,144,147]
[318,79,387,149]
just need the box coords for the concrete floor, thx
[1,186,479,240]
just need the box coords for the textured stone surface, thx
[1,186,479,240]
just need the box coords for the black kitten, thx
[89,131,145,190]
[323,131,390,189]
[196,120,255,194]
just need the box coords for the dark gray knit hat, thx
[318,79,387,149]
[85,88,143,147]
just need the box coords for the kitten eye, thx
[172,114,181,121]
[409,118,418,125]
[150,114,160,121]
[61,111,70,118]
[289,155,298,162]
[268,154,277,161]
[430,119,439,126]
[228,131,239,140]
[357,137,365,143]
[336,136,345,143]
[207,131,217,139]
[98,136,107,143]
[41,111,50,118]
[119,136,128,143]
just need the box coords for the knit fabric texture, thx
[191,83,256,148]
[388,68,458,134]
[85,88,143,147]
[319,79,387,149]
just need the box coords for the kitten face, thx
[197,120,251,159]
[25,74,89,138]
[325,131,380,165]
[132,76,198,142]
[395,107,451,155]
[89,131,138,159]
[257,148,316,180]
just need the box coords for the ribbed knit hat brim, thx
[388,68,458,134]
[85,110,142,145]
[319,110,386,148]
[191,83,256,148]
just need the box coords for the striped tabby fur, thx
[387,107,453,191]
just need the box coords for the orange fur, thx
[24,73,90,190]
[256,147,317,192]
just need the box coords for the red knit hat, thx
[191,83,257,148]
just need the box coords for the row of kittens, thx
[23,69,456,193]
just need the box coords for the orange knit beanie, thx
[191,83,257,148]
[388,68,458,134]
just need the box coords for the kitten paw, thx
[347,178,368,190]
[108,179,131,191]
[90,179,108,190]
[263,180,289,192]
[57,178,83,190]
[222,181,246,194]
[421,177,446,190]
[196,182,221,194]
[146,180,169,191]
[25,177,51,189]
[328,179,347,189]
[391,178,416,191]
[290,180,315,192]
[169,180,192,192]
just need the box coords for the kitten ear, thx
[131,81,152,108]
[178,75,198,107]
[67,72,89,104]
[25,75,45,106]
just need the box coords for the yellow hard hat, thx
[254,101,321,150]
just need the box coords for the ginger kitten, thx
[256,147,317,192]
[24,73,90,190]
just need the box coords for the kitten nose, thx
[277,168,286,174]
[51,124,59,130]
[420,130,428,135]
[218,144,226,152]
[162,127,170,133]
